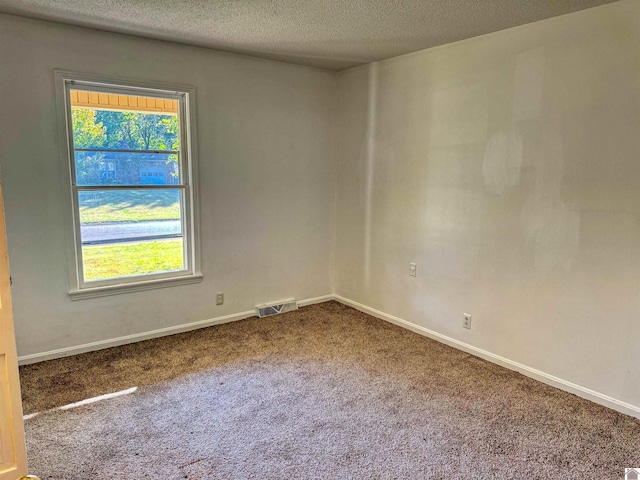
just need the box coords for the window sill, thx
[69,273,204,300]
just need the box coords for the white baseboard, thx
[18,309,256,365]
[19,292,640,420]
[18,294,335,366]
[333,294,640,420]
[297,294,334,307]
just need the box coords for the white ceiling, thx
[0,0,619,70]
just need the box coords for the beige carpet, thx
[20,301,640,479]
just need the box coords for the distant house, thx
[77,150,180,186]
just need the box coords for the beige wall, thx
[335,0,640,410]
[0,14,337,357]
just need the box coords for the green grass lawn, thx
[79,190,181,224]
[83,239,184,281]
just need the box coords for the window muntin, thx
[63,79,197,292]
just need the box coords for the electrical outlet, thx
[409,263,417,277]
[216,292,224,306]
[463,313,472,330]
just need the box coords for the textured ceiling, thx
[0,0,619,70]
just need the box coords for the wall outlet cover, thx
[409,263,417,277]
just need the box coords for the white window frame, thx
[55,71,202,300]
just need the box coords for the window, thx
[56,72,201,299]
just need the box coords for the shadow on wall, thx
[362,62,378,291]
[482,47,580,273]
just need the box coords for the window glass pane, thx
[78,189,185,282]
[70,90,181,186]
[82,239,184,282]
[74,151,179,186]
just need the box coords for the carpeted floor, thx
[20,301,640,479]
